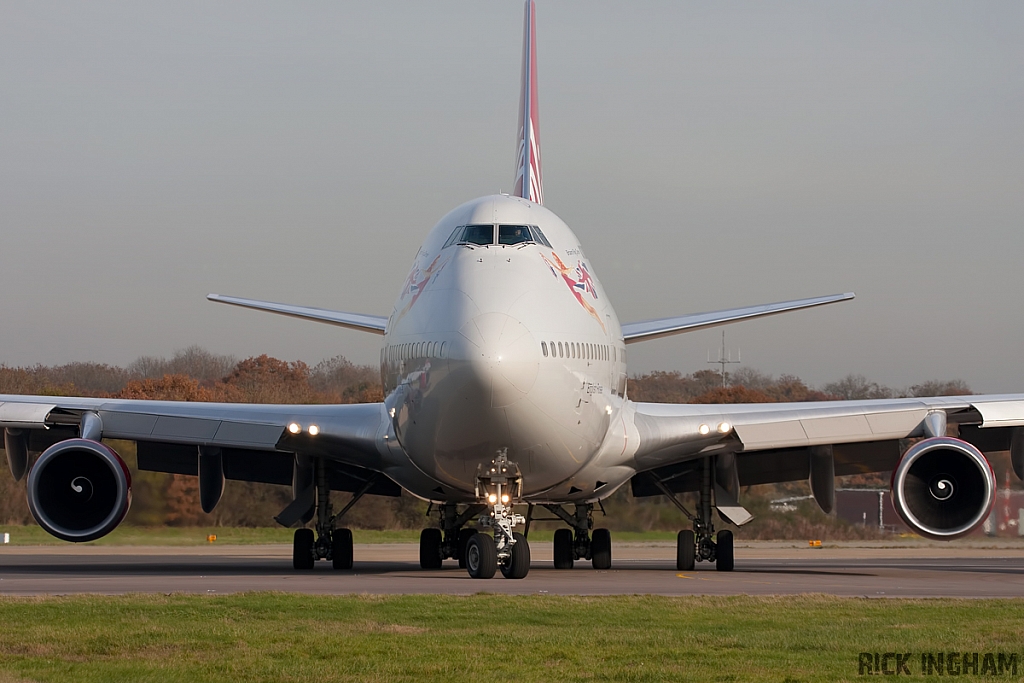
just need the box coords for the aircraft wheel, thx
[591,528,612,570]
[716,530,734,572]
[457,528,477,569]
[292,528,315,570]
[332,528,353,570]
[466,533,497,579]
[500,532,531,579]
[677,529,696,571]
[553,528,574,569]
[419,528,443,569]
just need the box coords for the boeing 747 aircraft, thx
[3,2,1022,579]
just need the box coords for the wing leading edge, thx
[628,394,1024,489]
[208,294,387,335]
[621,292,855,344]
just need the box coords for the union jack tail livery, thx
[513,0,543,205]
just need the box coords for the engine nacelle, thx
[26,438,132,542]
[891,436,994,540]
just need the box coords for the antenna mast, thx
[708,330,741,388]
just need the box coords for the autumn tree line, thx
[0,347,996,539]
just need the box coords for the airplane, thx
[2,0,1023,580]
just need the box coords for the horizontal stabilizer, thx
[208,294,387,335]
[621,292,854,344]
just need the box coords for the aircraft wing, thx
[0,393,395,495]
[208,294,388,335]
[621,293,855,343]
[629,393,1024,497]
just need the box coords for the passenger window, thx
[557,342,563,358]
[460,224,495,246]
[529,225,553,248]
[541,341,548,357]
[498,224,532,245]
[440,341,447,357]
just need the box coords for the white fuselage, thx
[379,195,641,503]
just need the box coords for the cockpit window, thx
[498,224,532,245]
[442,226,463,249]
[460,224,495,246]
[529,225,553,248]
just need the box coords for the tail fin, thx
[513,0,543,205]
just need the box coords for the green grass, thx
[0,594,1021,682]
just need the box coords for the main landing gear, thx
[543,503,612,570]
[658,456,734,572]
[291,457,376,570]
[418,450,532,579]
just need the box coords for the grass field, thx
[0,526,691,546]
[0,594,1021,682]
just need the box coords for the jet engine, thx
[890,436,994,540]
[26,438,132,542]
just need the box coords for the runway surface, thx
[3,541,1024,597]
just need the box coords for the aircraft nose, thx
[456,313,540,407]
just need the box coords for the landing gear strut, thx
[545,503,612,570]
[660,456,733,572]
[292,457,375,570]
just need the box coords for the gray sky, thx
[2,1,1022,392]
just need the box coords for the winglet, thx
[512,0,543,205]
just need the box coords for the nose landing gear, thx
[416,451,530,578]
[466,450,530,579]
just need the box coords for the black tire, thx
[292,528,315,570]
[677,529,696,571]
[500,532,531,579]
[332,528,353,570]
[465,533,497,579]
[457,528,477,569]
[591,528,612,570]
[716,530,734,572]
[419,528,443,569]
[553,528,574,569]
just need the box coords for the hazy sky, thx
[2,1,1022,392]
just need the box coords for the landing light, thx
[488,493,498,504]
[287,422,301,435]
[717,422,731,434]
[698,424,711,436]
[308,424,320,436]
[501,494,510,504]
